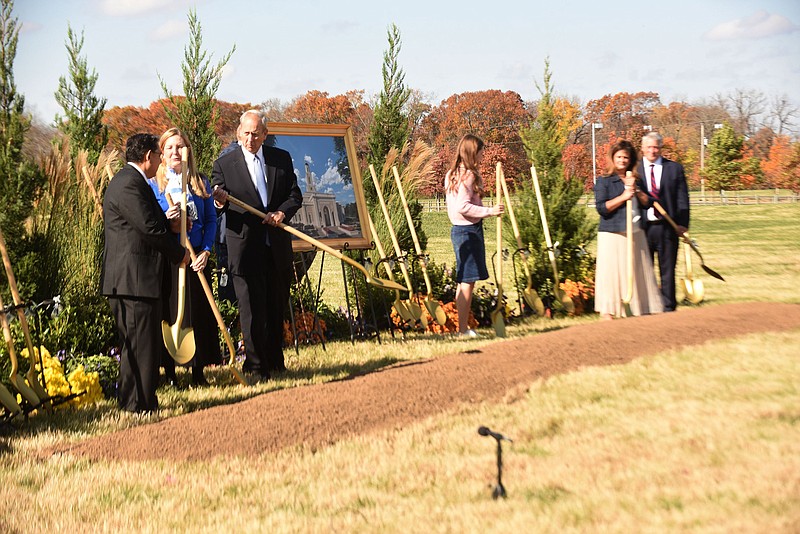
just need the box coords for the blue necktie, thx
[253,153,268,209]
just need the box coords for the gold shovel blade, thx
[162,321,196,365]
[425,297,448,326]
[522,288,545,316]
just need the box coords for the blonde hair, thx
[446,134,484,195]
[155,128,210,199]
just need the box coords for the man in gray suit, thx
[101,133,189,412]
[637,132,690,312]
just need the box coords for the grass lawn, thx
[1,203,798,532]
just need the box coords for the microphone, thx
[478,426,512,442]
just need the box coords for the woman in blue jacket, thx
[593,140,663,320]
[150,128,221,386]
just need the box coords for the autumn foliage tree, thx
[418,90,530,186]
[761,135,800,193]
[283,89,372,165]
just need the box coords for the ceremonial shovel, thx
[490,163,506,338]
[531,165,574,314]
[368,165,426,327]
[498,164,544,316]
[392,166,447,326]
[0,290,42,410]
[0,226,51,411]
[682,242,705,304]
[652,201,725,282]
[163,193,247,387]
[224,195,406,292]
[162,147,196,364]
[365,209,414,323]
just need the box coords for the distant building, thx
[294,162,344,236]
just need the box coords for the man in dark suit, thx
[101,133,189,412]
[211,110,303,382]
[638,132,690,312]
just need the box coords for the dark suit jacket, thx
[637,157,690,229]
[101,164,186,299]
[211,145,303,275]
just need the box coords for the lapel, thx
[234,149,265,208]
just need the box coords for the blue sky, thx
[14,0,800,127]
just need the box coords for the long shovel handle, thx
[652,201,725,282]
[165,193,245,386]
[499,166,532,281]
[495,163,504,287]
[391,166,433,295]
[622,198,634,314]
[369,165,414,293]
[185,242,247,386]
[531,165,574,312]
[0,226,51,409]
[492,164,505,337]
[225,195,406,292]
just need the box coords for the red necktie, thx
[650,164,662,218]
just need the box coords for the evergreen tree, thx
[0,0,46,298]
[160,8,234,175]
[366,23,410,180]
[363,25,429,262]
[515,60,596,307]
[54,24,107,164]
[702,122,744,191]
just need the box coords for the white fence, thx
[420,192,800,212]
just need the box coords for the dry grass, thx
[2,330,798,532]
[1,203,799,532]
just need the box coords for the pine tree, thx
[54,24,107,164]
[160,8,234,175]
[702,122,744,191]
[515,59,596,306]
[366,23,410,180]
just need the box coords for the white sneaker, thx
[457,329,479,338]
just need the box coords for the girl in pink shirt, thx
[445,134,504,336]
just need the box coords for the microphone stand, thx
[492,437,507,500]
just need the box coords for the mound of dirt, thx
[49,302,800,462]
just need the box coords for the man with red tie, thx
[638,132,690,312]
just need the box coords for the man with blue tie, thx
[638,132,690,312]
[211,110,303,382]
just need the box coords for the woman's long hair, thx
[446,133,484,194]
[155,128,210,198]
[605,139,639,178]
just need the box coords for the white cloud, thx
[319,164,344,187]
[705,10,798,41]
[19,21,42,34]
[150,19,186,42]
[100,0,170,16]
[305,154,314,165]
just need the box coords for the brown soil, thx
[50,302,800,462]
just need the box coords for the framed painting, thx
[264,123,371,252]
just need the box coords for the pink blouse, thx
[445,169,493,225]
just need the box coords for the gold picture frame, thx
[265,123,371,252]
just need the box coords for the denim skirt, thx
[451,222,489,283]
